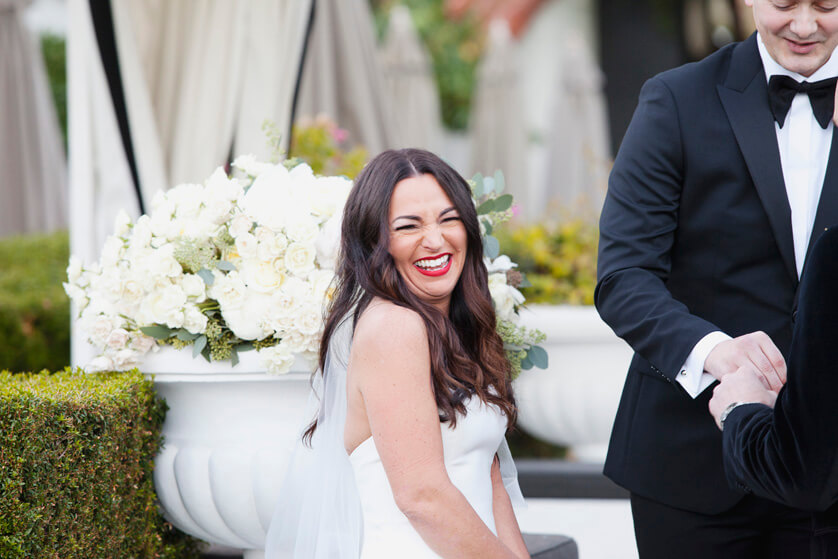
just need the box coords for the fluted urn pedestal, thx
[142,347,314,558]
[514,305,633,462]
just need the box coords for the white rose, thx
[122,279,145,304]
[63,283,89,310]
[285,216,320,244]
[240,165,295,229]
[106,328,130,350]
[485,255,517,274]
[233,154,274,177]
[100,236,124,268]
[112,348,141,370]
[259,343,296,375]
[488,273,525,322]
[130,334,156,354]
[183,305,208,334]
[240,258,286,293]
[229,214,254,238]
[130,216,153,251]
[146,284,187,327]
[202,198,234,225]
[146,244,181,278]
[235,232,258,259]
[309,269,336,301]
[315,212,342,269]
[285,243,316,276]
[209,271,247,309]
[113,210,132,237]
[255,227,288,259]
[295,304,324,336]
[170,183,204,219]
[66,256,84,283]
[181,274,206,302]
[204,166,243,201]
[87,355,115,372]
[308,175,352,219]
[222,291,273,340]
[90,315,116,347]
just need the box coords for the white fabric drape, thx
[295,0,395,156]
[379,5,442,151]
[1,0,68,237]
[470,20,528,214]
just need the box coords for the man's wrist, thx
[719,401,749,430]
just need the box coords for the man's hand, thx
[709,368,778,429]
[703,331,786,392]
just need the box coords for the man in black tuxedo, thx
[596,1,838,557]
[709,226,838,559]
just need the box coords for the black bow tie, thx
[767,75,838,129]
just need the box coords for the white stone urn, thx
[142,347,315,559]
[514,305,633,462]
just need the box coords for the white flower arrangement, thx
[65,157,351,375]
[470,172,547,377]
[66,156,545,378]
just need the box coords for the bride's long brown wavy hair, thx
[305,148,516,442]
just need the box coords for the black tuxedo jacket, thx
[723,227,838,558]
[596,33,838,514]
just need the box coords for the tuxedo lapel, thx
[806,126,838,261]
[717,34,798,284]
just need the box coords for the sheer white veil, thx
[264,311,525,558]
[265,314,362,558]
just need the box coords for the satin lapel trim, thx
[805,126,838,266]
[717,37,798,284]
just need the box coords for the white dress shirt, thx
[676,34,838,398]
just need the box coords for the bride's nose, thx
[421,224,444,250]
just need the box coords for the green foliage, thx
[288,116,369,179]
[40,34,67,150]
[0,369,202,558]
[0,231,70,373]
[371,0,484,130]
[495,221,598,305]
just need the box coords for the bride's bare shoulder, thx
[353,299,427,354]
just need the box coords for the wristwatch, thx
[720,401,748,431]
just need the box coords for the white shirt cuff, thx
[675,331,732,398]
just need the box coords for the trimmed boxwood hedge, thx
[0,231,70,373]
[0,368,202,558]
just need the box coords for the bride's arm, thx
[351,304,520,559]
[491,457,530,558]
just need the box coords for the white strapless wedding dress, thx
[348,396,507,558]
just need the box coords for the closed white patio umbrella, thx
[1,0,68,237]
[379,5,442,151]
[470,19,528,216]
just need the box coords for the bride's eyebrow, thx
[440,207,458,217]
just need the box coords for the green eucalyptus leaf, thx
[231,347,239,367]
[521,354,534,370]
[176,329,200,342]
[482,219,493,236]
[197,268,214,285]
[527,345,549,369]
[494,170,505,193]
[235,342,255,352]
[518,273,532,288]
[476,198,496,215]
[483,176,496,194]
[493,194,513,212]
[483,235,500,259]
[192,335,207,358]
[216,260,237,272]
[139,325,174,340]
[471,173,484,197]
